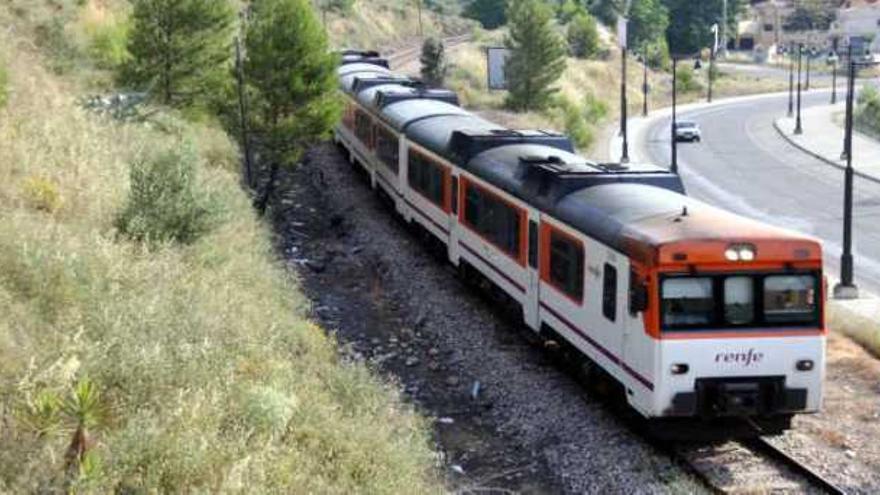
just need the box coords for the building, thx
[735,0,880,58]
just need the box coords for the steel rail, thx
[744,437,847,495]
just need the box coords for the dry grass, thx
[828,300,880,362]
[0,4,440,493]
[325,0,475,50]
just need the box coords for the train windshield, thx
[661,273,819,331]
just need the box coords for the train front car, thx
[619,187,825,437]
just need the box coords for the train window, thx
[528,221,538,269]
[548,230,583,301]
[662,278,713,327]
[763,275,817,324]
[375,126,399,172]
[355,110,372,146]
[724,277,754,325]
[603,264,617,322]
[408,152,445,207]
[464,183,521,259]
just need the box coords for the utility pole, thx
[618,14,630,163]
[795,44,803,135]
[671,58,678,174]
[834,54,859,299]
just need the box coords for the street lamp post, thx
[671,58,678,173]
[835,56,859,299]
[834,47,877,299]
[794,44,803,135]
[831,56,838,104]
[787,47,794,117]
[642,54,649,116]
[708,47,715,103]
[805,50,811,91]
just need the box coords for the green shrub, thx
[86,17,131,69]
[583,91,608,122]
[856,85,880,139]
[676,65,703,93]
[567,11,600,59]
[551,96,594,150]
[116,145,218,244]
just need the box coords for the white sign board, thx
[486,47,510,90]
[617,17,628,49]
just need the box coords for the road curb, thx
[771,119,880,186]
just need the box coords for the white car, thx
[675,121,702,142]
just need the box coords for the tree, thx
[120,0,235,108]
[463,0,508,29]
[420,37,447,86]
[557,0,582,23]
[244,0,341,213]
[628,0,668,51]
[587,0,625,25]
[504,0,567,111]
[662,0,743,55]
[567,11,601,59]
[783,0,837,32]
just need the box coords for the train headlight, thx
[796,359,815,371]
[670,363,690,375]
[725,244,756,262]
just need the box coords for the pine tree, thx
[504,0,567,111]
[420,37,447,87]
[567,11,601,59]
[120,0,235,108]
[463,0,508,29]
[244,0,341,213]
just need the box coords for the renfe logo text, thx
[715,349,764,367]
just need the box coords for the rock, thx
[446,376,460,387]
[437,417,455,425]
[405,357,420,367]
[450,464,465,475]
[428,361,441,372]
[351,246,364,255]
[370,338,381,346]
[428,347,440,357]
[389,336,399,344]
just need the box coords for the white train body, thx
[333,52,826,432]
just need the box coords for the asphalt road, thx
[641,89,880,295]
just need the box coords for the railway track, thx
[385,34,471,69]
[675,437,847,494]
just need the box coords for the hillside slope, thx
[0,2,439,493]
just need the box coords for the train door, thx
[448,174,461,265]
[524,215,540,331]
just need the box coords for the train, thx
[333,49,826,437]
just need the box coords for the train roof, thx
[407,114,505,160]
[557,183,820,265]
[380,100,471,130]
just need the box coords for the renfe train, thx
[333,50,826,436]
